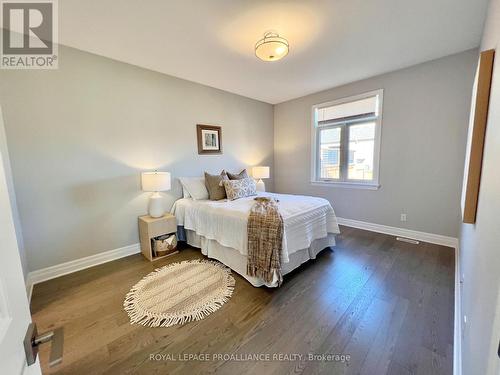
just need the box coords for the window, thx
[311,90,383,188]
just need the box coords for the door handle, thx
[24,323,64,367]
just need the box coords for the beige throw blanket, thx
[247,197,283,286]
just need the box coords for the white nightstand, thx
[138,214,178,261]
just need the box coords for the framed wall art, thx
[197,124,222,154]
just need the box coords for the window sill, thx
[310,181,381,190]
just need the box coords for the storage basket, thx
[152,234,177,257]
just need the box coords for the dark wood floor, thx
[31,226,455,375]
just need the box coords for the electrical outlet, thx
[400,213,407,222]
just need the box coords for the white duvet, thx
[171,192,340,263]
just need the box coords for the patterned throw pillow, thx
[227,169,250,180]
[223,178,257,200]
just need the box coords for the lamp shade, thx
[252,166,270,179]
[141,172,171,192]
[255,32,289,62]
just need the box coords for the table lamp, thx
[141,171,171,218]
[252,166,270,192]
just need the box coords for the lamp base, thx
[148,192,165,218]
[256,179,266,192]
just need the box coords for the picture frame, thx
[462,49,495,224]
[197,124,222,154]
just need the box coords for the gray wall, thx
[0,107,27,279]
[0,45,274,272]
[460,0,500,373]
[274,49,478,238]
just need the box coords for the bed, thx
[171,192,340,287]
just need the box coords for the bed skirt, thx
[179,227,336,287]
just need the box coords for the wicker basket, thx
[152,234,177,257]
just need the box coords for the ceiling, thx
[59,0,489,104]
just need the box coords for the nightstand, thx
[138,214,178,261]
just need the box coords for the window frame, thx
[311,89,383,189]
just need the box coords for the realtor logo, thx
[1,0,58,69]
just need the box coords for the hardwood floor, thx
[31,226,455,375]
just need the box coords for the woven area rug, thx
[124,259,235,327]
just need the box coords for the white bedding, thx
[171,192,340,263]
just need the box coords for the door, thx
[0,109,41,374]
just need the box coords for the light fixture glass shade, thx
[255,32,289,62]
[252,166,270,179]
[141,172,171,192]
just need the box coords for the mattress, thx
[171,192,340,263]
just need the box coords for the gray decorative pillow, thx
[227,169,249,180]
[204,170,229,200]
[223,178,257,200]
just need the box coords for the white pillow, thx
[182,186,191,198]
[178,177,209,200]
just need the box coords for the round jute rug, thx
[124,259,235,327]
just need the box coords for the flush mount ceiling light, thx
[255,32,289,62]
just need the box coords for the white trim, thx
[25,282,33,303]
[311,89,384,187]
[336,216,462,374]
[22,218,463,374]
[26,243,140,301]
[336,217,458,248]
[453,243,462,375]
[311,181,380,190]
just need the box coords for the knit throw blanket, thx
[247,197,283,286]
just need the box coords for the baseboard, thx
[336,217,459,249]
[23,217,463,374]
[337,216,461,374]
[453,243,462,375]
[26,243,140,300]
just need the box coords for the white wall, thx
[0,46,274,272]
[460,0,500,373]
[274,50,478,237]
